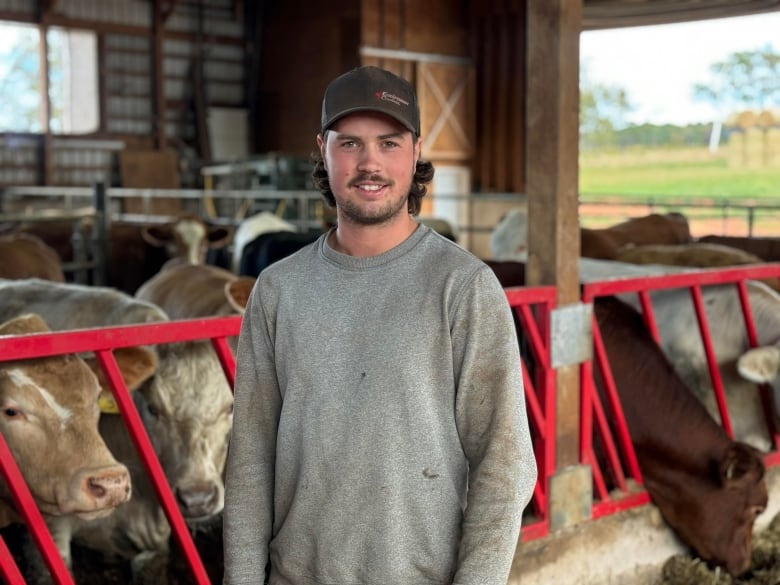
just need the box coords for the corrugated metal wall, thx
[0,0,246,188]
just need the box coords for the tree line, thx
[581,44,779,151]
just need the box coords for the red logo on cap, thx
[375,91,409,107]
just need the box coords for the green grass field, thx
[578,146,780,236]
[579,146,780,202]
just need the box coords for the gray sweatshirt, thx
[223,224,537,585]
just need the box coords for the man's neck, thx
[328,215,419,257]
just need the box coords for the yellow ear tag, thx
[98,393,120,414]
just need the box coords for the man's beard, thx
[338,192,409,225]
[337,174,412,226]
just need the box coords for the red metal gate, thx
[0,317,241,585]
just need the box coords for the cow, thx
[614,242,765,268]
[490,208,692,261]
[593,296,767,577]
[139,213,232,267]
[487,257,780,453]
[0,313,134,525]
[0,233,66,282]
[616,280,780,454]
[0,313,158,572]
[10,214,232,293]
[581,212,692,259]
[230,211,297,273]
[613,242,780,292]
[0,278,234,570]
[136,264,253,352]
[136,264,253,319]
[484,260,768,576]
[238,229,322,277]
[699,235,780,263]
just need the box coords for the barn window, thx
[0,21,99,135]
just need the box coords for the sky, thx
[580,12,780,126]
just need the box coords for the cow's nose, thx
[176,483,219,517]
[84,466,132,508]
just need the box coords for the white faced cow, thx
[0,313,134,524]
[0,278,234,567]
[0,313,158,572]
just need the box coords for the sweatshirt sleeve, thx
[451,266,537,585]
[223,283,281,585]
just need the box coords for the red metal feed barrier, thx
[4,266,780,578]
[580,263,780,520]
[504,285,558,542]
[0,316,242,585]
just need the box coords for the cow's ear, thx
[84,347,159,392]
[0,313,49,335]
[84,347,159,413]
[141,224,174,247]
[737,346,780,384]
[111,347,158,390]
[225,278,254,313]
[207,226,232,248]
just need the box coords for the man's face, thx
[317,112,420,226]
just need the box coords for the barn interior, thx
[1,1,780,584]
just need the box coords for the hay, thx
[657,510,780,585]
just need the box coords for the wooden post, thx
[526,0,590,528]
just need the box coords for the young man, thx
[223,66,537,585]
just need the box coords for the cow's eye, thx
[226,403,234,416]
[3,408,21,418]
[147,403,160,418]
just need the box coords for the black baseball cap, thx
[321,66,420,136]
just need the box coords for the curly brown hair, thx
[310,139,435,216]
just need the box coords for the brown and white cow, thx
[0,279,234,565]
[140,213,232,267]
[10,214,232,293]
[486,264,768,575]
[699,234,780,263]
[490,208,692,261]
[0,233,66,282]
[593,296,767,577]
[581,212,692,259]
[614,242,765,268]
[0,313,157,567]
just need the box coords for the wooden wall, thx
[254,0,362,157]
[471,1,527,194]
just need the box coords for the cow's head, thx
[135,340,233,520]
[141,214,232,265]
[651,442,766,577]
[0,314,151,524]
